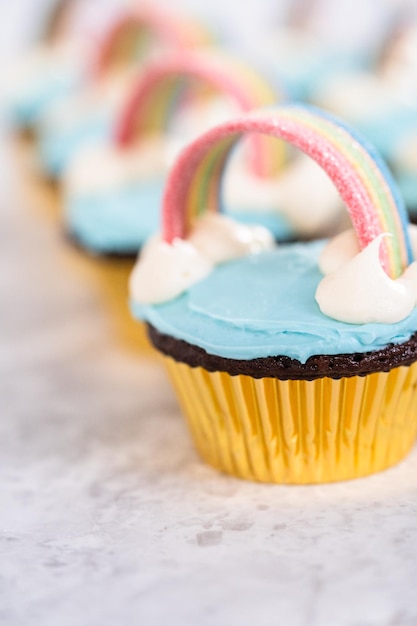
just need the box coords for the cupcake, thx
[313,19,417,220]
[129,104,417,484]
[5,0,91,133]
[378,20,417,106]
[314,70,417,162]
[243,0,365,104]
[37,5,211,179]
[250,29,361,103]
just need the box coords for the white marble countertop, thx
[2,2,417,622]
[2,138,417,626]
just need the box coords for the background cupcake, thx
[4,0,93,132]
[37,4,211,179]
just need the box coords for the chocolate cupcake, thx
[130,105,417,483]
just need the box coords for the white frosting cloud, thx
[64,137,168,194]
[316,231,417,324]
[63,96,240,194]
[130,213,274,304]
[129,237,213,305]
[40,66,138,134]
[132,217,417,324]
[160,97,242,171]
[315,72,403,123]
[189,213,274,264]
[169,96,241,144]
[318,228,360,275]
[225,153,343,236]
[4,39,86,103]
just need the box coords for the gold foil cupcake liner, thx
[164,357,417,483]
[89,256,154,355]
[14,135,61,224]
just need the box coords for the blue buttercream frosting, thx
[131,241,417,363]
[337,106,417,219]
[354,107,417,162]
[39,110,112,178]
[277,53,360,102]
[66,181,296,255]
[397,173,417,216]
[65,180,164,254]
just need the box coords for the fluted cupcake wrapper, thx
[15,135,61,223]
[164,357,417,484]
[83,255,154,355]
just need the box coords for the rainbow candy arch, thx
[162,105,413,279]
[93,5,210,78]
[114,52,283,178]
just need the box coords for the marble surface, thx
[2,140,417,626]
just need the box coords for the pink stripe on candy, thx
[161,113,390,272]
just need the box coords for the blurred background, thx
[2,0,416,64]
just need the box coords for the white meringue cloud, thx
[316,234,417,324]
[64,137,168,194]
[225,153,343,236]
[129,236,213,305]
[318,228,360,275]
[188,213,274,264]
[130,214,275,304]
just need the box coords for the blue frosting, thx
[277,53,360,101]
[9,69,81,129]
[131,241,417,362]
[65,180,164,254]
[353,107,417,162]
[397,173,417,216]
[39,110,112,178]
[66,180,296,255]
[340,107,417,222]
